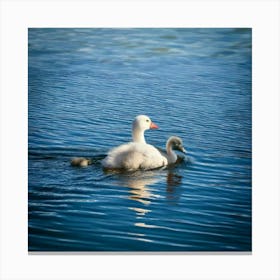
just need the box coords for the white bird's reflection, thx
[116,171,161,207]
[112,170,183,221]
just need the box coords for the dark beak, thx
[179,146,187,154]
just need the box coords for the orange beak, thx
[150,122,158,129]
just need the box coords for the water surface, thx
[28,28,252,252]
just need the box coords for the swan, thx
[70,115,158,167]
[102,136,186,171]
[161,136,187,164]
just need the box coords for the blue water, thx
[28,28,252,252]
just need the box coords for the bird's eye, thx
[146,119,150,122]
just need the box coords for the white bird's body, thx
[102,142,168,171]
[102,115,166,171]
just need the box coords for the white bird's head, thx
[133,115,158,132]
[132,115,158,143]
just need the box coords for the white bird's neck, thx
[166,143,177,164]
[132,127,146,143]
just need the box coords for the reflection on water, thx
[123,174,159,205]
[135,222,159,229]
[129,207,151,215]
[166,173,183,202]
[167,172,182,188]
[111,169,183,221]
[115,169,184,230]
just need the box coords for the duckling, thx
[70,157,92,167]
